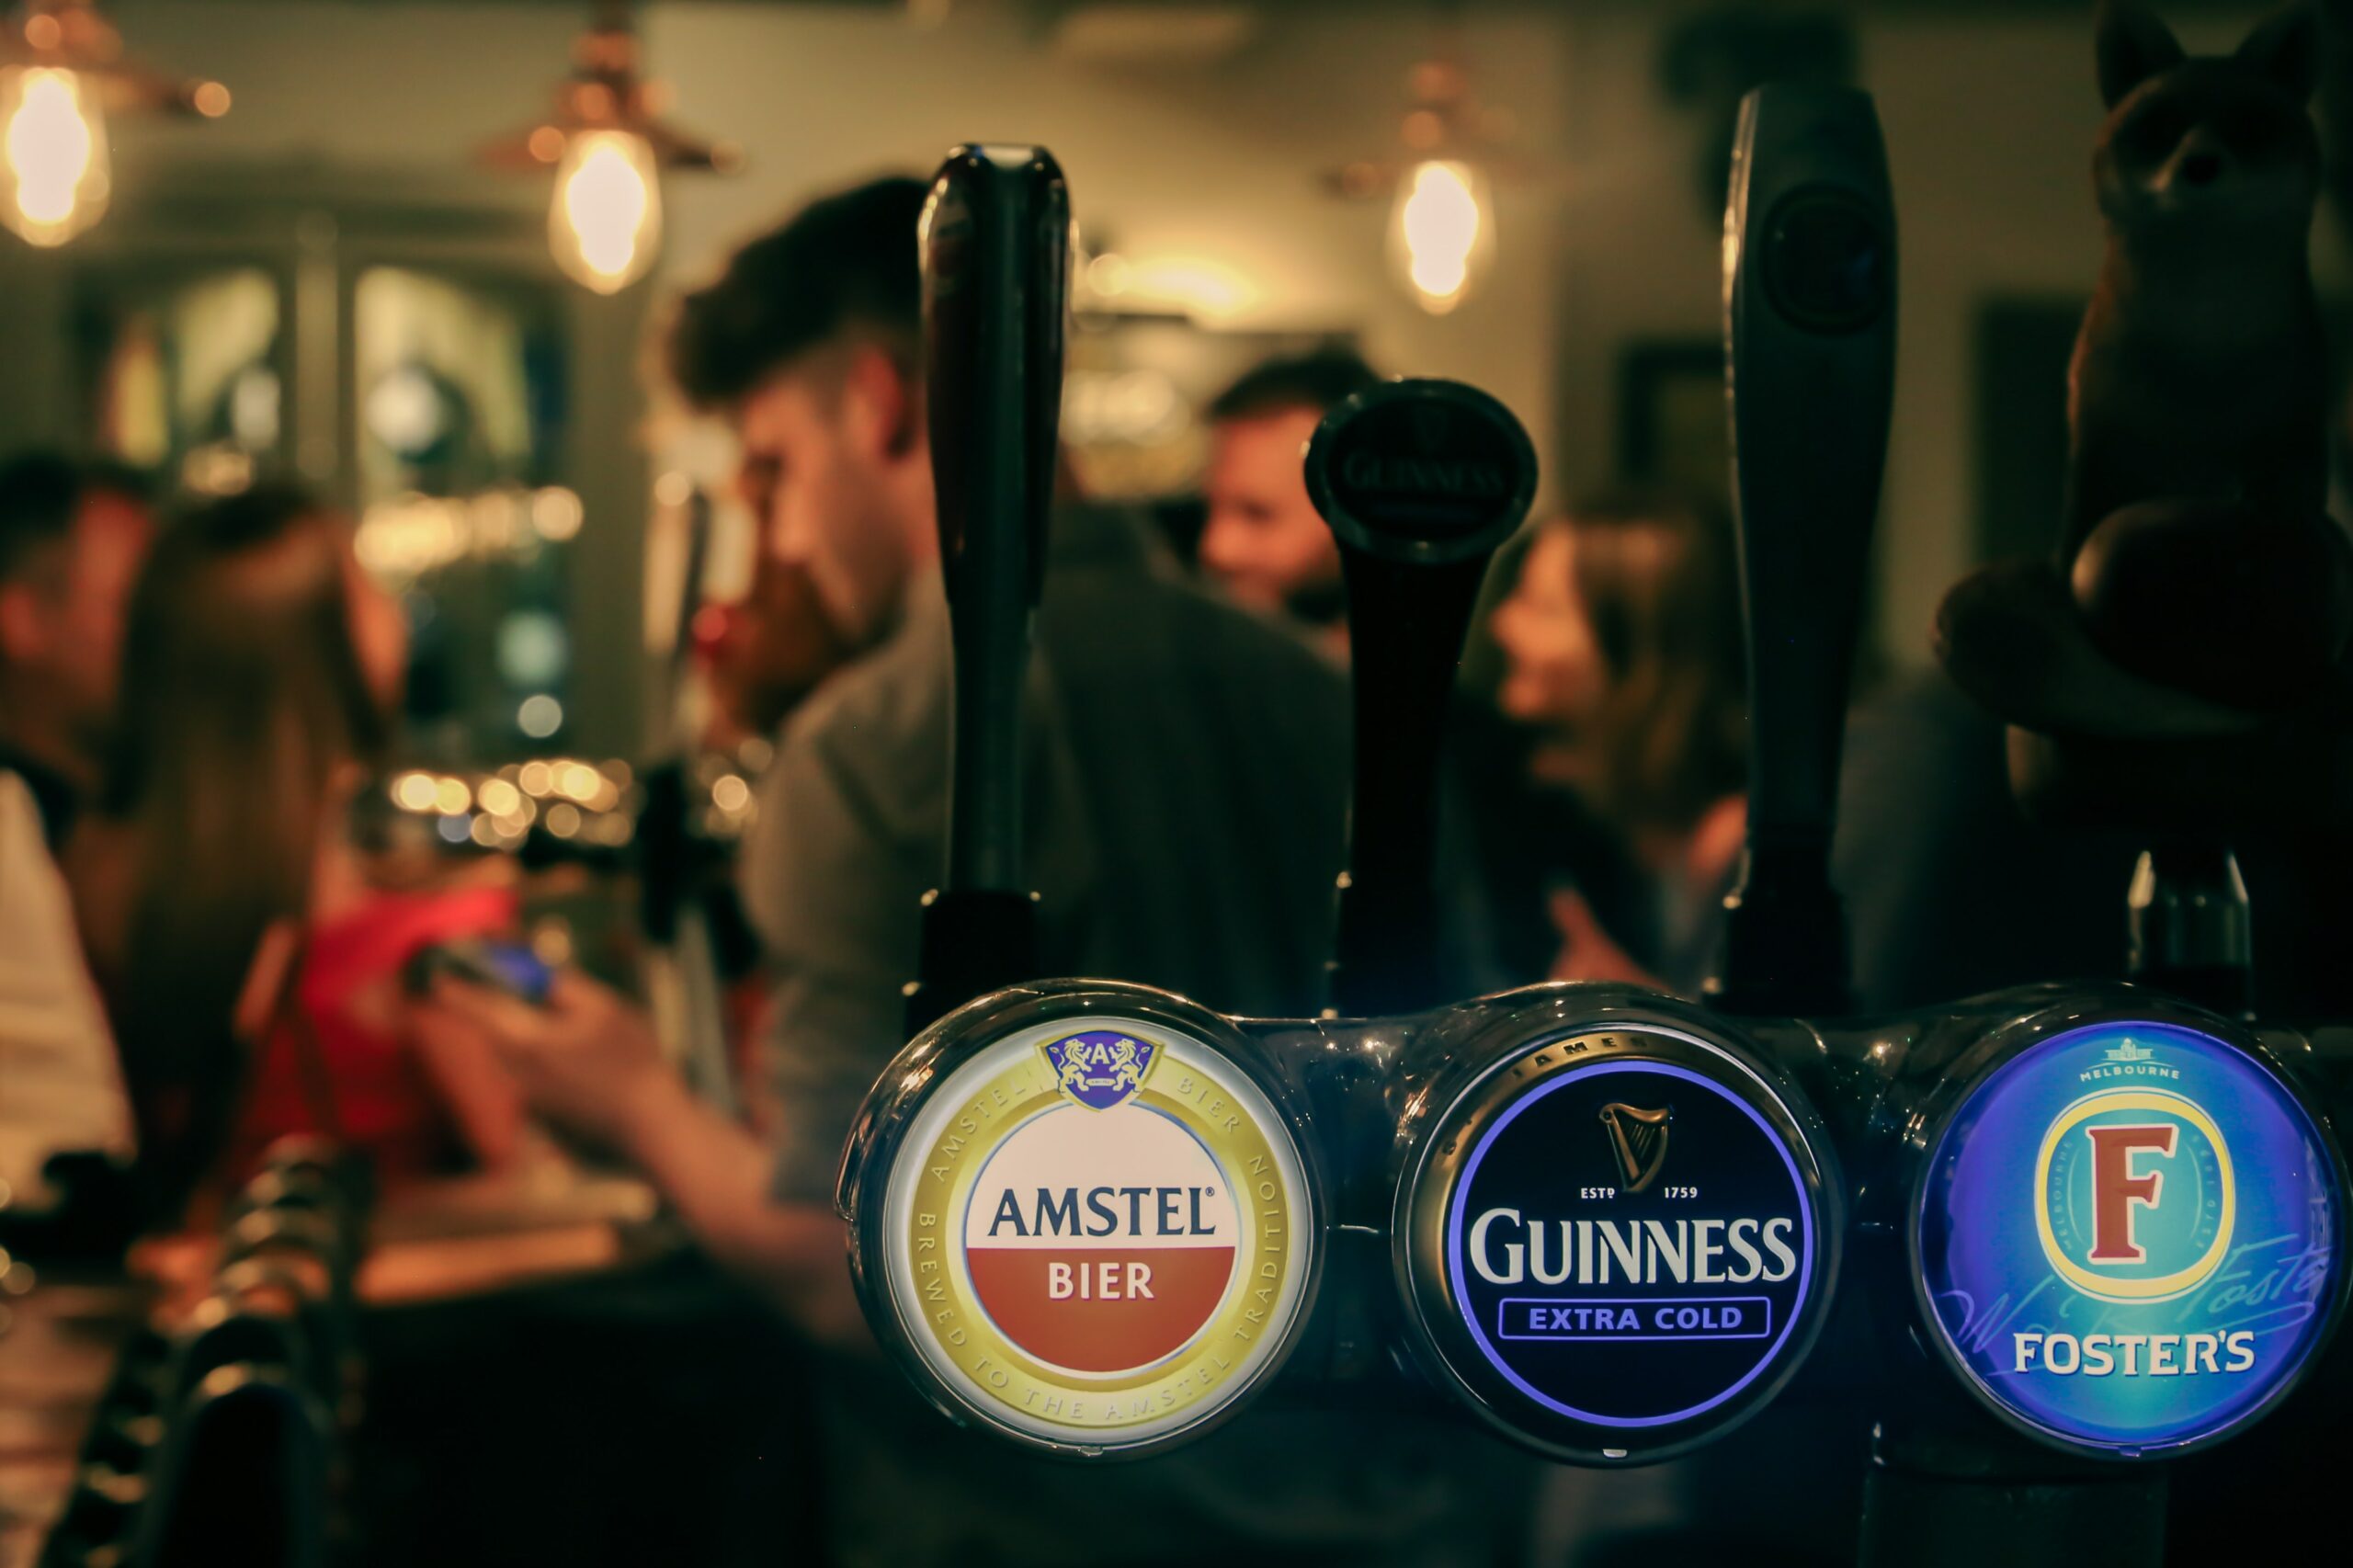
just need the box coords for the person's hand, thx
[416,971,676,1158]
[1546,887,1664,989]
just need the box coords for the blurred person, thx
[1486,493,1747,994]
[694,547,853,750]
[74,486,526,1215]
[0,452,152,846]
[1487,496,1870,1567]
[0,767,132,1214]
[0,453,150,1212]
[425,176,1533,1567]
[1197,347,1381,646]
[1484,506,2142,1013]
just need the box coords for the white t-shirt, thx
[0,768,132,1208]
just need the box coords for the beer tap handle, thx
[905,145,1069,1034]
[1305,379,1537,1017]
[1714,85,1897,1017]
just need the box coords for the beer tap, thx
[902,143,1069,1035]
[1307,378,1532,1017]
[131,1361,332,1568]
[1703,84,2344,1567]
[837,375,1555,1461]
[839,142,1844,1469]
[63,1140,365,1568]
[836,100,2347,1545]
[1711,84,1894,1020]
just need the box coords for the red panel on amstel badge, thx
[962,1092,1241,1376]
[966,1247,1236,1371]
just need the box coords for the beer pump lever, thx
[840,97,2347,1517]
[1714,85,1897,1018]
[904,145,1069,1034]
[1306,381,1536,1017]
[843,306,1848,1467]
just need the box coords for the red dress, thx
[227,885,517,1187]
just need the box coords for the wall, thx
[108,0,583,170]
[29,1,2331,678]
[1526,5,2302,665]
[1863,6,2322,660]
[645,0,2303,665]
[640,1,1574,494]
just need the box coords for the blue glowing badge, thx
[1443,1057,1820,1430]
[1915,1020,2345,1456]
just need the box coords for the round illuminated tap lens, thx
[1398,1012,1840,1464]
[1915,1018,2347,1457]
[872,1011,1315,1454]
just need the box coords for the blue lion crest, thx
[1042,1030,1158,1111]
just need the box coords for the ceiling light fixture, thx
[483,2,739,295]
[1325,40,1527,316]
[0,0,229,247]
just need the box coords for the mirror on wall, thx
[350,264,579,763]
[73,261,288,494]
[12,179,648,775]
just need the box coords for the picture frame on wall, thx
[1616,339,1729,506]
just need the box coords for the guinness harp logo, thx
[1600,1104,1674,1192]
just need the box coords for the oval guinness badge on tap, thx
[1394,990,1842,1464]
[1305,377,1537,567]
[840,983,1320,1457]
[1915,1016,2347,1458]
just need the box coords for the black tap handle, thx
[1305,378,1538,1017]
[906,144,1068,1032]
[1714,85,1897,1017]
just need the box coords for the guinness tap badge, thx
[1304,378,1537,566]
[1915,1017,2347,1458]
[848,990,1317,1455]
[1397,999,1841,1465]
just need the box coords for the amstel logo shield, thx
[1041,1030,1157,1111]
[880,1015,1313,1451]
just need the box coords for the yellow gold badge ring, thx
[879,1012,1316,1455]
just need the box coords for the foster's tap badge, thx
[841,984,1319,1457]
[1397,994,1841,1464]
[1915,1017,2347,1458]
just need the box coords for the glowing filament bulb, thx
[550,130,662,293]
[2,68,110,247]
[1390,159,1494,315]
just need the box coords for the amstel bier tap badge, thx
[877,1015,1314,1452]
[1916,1019,2346,1456]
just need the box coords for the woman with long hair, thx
[74,485,523,1216]
[1486,491,1748,994]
